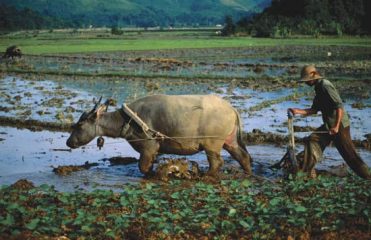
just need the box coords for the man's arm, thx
[288,108,317,116]
[329,107,343,135]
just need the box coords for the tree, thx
[221,15,235,36]
[111,26,123,35]
[235,0,370,36]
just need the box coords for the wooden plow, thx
[270,110,299,174]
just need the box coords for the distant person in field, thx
[288,65,370,179]
[3,45,22,59]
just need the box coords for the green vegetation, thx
[0,4,66,32]
[110,26,124,36]
[0,175,370,239]
[221,16,236,36]
[1,32,371,55]
[0,0,269,31]
[236,0,371,37]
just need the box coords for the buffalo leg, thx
[224,144,252,175]
[204,149,224,176]
[139,141,159,175]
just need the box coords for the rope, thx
[303,131,328,134]
[75,135,225,149]
[70,134,245,171]
[71,135,224,149]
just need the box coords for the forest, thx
[0,0,269,31]
[0,5,66,31]
[233,0,371,37]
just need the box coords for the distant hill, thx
[0,0,271,30]
[0,4,67,31]
[240,0,370,36]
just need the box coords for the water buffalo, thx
[3,45,22,59]
[66,95,252,176]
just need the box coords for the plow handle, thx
[287,109,298,173]
[287,109,294,119]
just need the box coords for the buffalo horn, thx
[91,96,103,112]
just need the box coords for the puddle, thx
[0,76,95,123]
[0,126,140,191]
[0,126,370,191]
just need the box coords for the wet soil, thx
[52,161,99,176]
[2,45,371,89]
[0,45,370,190]
[155,158,200,182]
[1,125,370,192]
[10,178,35,190]
[104,156,138,166]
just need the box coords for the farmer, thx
[288,65,370,179]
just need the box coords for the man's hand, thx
[288,108,298,116]
[287,108,317,116]
[329,125,340,135]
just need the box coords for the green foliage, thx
[2,34,370,56]
[239,0,370,36]
[111,26,124,35]
[0,175,369,239]
[0,4,65,31]
[0,0,269,30]
[221,15,236,37]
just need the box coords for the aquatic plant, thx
[0,175,369,239]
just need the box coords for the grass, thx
[0,175,370,239]
[1,29,371,55]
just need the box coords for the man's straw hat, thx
[299,65,323,82]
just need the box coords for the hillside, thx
[0,0,271,30]
[240,0,370,36]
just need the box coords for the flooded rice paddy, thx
[0,45,370,191]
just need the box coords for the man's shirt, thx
[311,79,350,129]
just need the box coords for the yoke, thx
[122,103,169,140]
[122,103,150,133]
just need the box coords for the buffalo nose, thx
[66,138,76,149]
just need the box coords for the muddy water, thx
[1,44,370,191]
[0,126,140,191]
[1,126,370,191]
[2,75,366,139]
[0,127,371,191]
[17,45,371,80]
[0,74,370,191]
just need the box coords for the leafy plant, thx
[0,175,370,239]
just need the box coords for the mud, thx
[52,161,99,176]
[0,125,370,191]
[2,45,371,90]
[0,45,370,190]
[0,116,71,132]
[10,179,35,190]
[155,158,200,182]
[104,156,138,166]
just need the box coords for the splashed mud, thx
[53,161,99,176]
